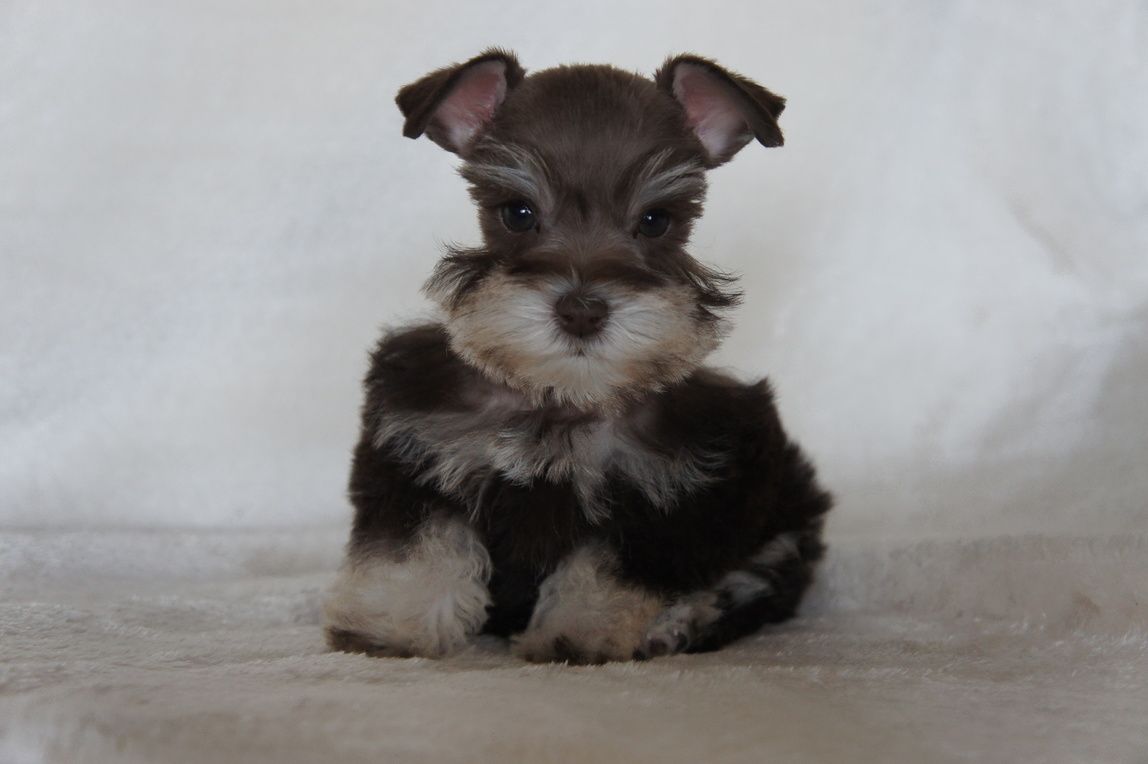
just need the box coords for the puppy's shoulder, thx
[629,367,780,454]
[363,323,471,413]
[647,369,789,470]
[368,323,452,371]
[670,367,780,421]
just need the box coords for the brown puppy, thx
[325,50,832,663]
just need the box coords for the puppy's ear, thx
[656,55,785,166]
[396,49,524,156]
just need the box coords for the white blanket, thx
[2,530,1145,762]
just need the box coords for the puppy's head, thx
[397,49,785,411]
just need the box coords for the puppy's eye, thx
[500,200,537,233]
[637,209,671,238]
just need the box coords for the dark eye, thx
[637,209,671,238]
[500,200,537,233]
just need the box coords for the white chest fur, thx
[373,391,723,521]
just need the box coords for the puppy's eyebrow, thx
[460,142,550,204]
[629,149,706,211]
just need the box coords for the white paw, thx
[324,515,491,658]
[512,544,662,664]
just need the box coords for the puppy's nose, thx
[554,292,609,339]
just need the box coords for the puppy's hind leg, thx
[637,527,824,658]
[324,513,492,658]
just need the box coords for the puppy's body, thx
[325,51,832,663]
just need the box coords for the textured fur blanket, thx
[2,529,1144,762]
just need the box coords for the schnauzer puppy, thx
[324,49,832,663]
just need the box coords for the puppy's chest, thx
[376,400,716,519]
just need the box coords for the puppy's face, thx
[396,51,785,410]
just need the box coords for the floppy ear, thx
[395,48,525,156]
[656,55,786,166]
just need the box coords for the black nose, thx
[554,292,609,338]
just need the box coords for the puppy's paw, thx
[511,544,662,665]
[324,515,491,658]
[514,628,644,665]
[325,626,416,658]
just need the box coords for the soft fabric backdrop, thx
[1,1,1145,762]
[5,0,1145,535]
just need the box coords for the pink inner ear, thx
[673,65,750,160]
[433,60,508,152]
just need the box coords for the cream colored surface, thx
[1,530,1144,763]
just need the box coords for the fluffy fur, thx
[438,273,722,411]
[326,49,833,663]
[325,513,491,657]
[513,543,664,664]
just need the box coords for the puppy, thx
[324,50,832,663]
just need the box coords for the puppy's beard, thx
[441,273,723,410]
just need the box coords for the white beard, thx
[439,273,724,411]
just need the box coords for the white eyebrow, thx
[632,149,706,212]
[461,142,552,206]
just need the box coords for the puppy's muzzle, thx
[555,291,609,339]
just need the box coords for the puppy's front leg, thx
[325,510,492,658]
[513,543,663,665]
